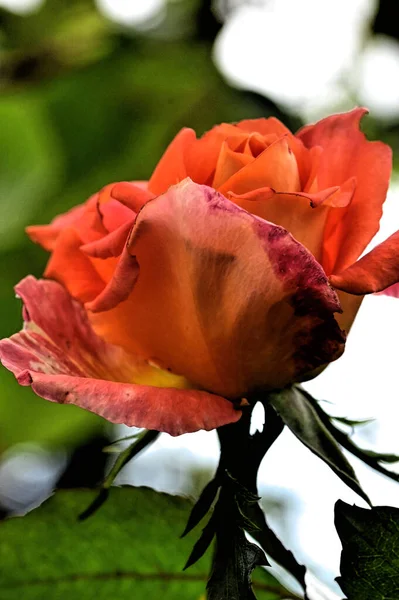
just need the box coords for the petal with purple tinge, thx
[94,179,344,398]
[330,230,399,295]
[0,276,241,436]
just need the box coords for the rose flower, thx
[1,108,397,435]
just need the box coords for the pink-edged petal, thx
[330,230,399,295]
[298,107,392,275]
[0,276,241,436]
[148,128,197,195]
[93,179,344,399]
[16,374,240,436]
[379,282,399,298]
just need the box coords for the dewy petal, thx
[298,108,392,275]
[217,136,301,196]
[148,128,197,195]
[95,179,344,399]
[0,277,241,436]
[330,230,399,295]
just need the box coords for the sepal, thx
[79,429,159,519]
[269,387,371,504]
[300,387,399,483]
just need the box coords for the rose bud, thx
[0,108,396,435]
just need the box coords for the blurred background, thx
[1,0,399,597]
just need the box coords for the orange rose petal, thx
[330,229,399,295]
[212,141,254,189]
[237,117,292,137]
[26,195,102,251]
[45,228,105,304]
[238,118,310,188]
[245,133,268,157]
[110,181,154,212]
[86,245,139,313]
[97,198,135,233]
[229,185,340,208]
[218,136,301,196]
[309,177,356,208]
[303,146,323,193]
[298,107,392,275]
[228,187,336,261]
[81,220,134,259]
[92,180,344,399]
[148,127,196,195]
[185,125,247,185]
[0,277,241,436]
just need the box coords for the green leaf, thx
[79,430,160,519]
[269,388,370,505]
[300,388,399,482]
[335,500,399,599]
[248,503,308,598]
[0,487,292,600]
[181,476,221,537]
[331,416,374,428]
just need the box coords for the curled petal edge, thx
[330,230,399,295]
[0,276,241,436]
[14,372,242,437]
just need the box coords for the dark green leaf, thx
[249,503,308,598]
[301,388,399,482]
[79,430,160,519]
[181,476,221,537]
[335,500,399,599]
[331,416,374,428]
[0,487,290,600]
[269,388,370,505]
[183,512,218,571]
